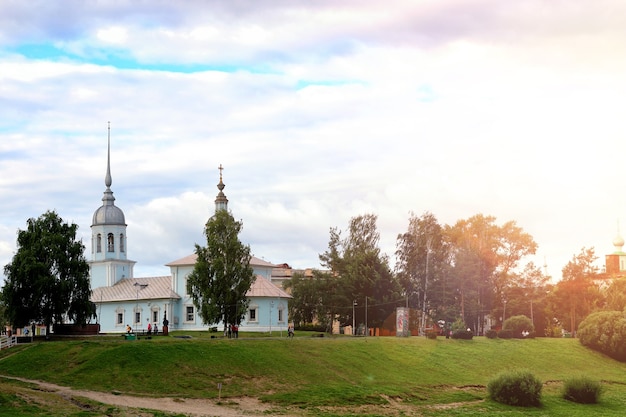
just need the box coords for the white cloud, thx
[2,0,626,283]
[96,26,128,45]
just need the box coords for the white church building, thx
[88,131,290,334]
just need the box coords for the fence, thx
[0,335,17,350]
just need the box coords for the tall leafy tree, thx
[319,214,400,332]
[186,209,254,328]
[503,262,550,332]
[603,278,626,312]
[395,212,451,332]
[446,214,537,333]
[283,271,319,326]
[550,247,602,335]
[2,210,93,333]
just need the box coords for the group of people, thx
[146,321,159,335]
[226,324,239,338]
[125,321,159,335]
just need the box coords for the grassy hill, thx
[1,333,626,416]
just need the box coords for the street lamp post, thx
[269,301,273,335]
[133,282,148,334]
[352,300,357,336]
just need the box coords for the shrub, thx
[497,329,513,339]
[485,329,498,339]
[451,329,473,340]
[503,315,534,338]
[578,311,626,361]
[487,370,542,407]
[562,376,602,404]
[294,324,326,332]
[545,321,563,338]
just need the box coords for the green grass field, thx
[1,332,626,416]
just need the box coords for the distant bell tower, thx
[605,222,626,275]
[89,123,136,288]
[214,164,229,213]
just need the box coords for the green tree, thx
[395,212,452,332]
[446,214,537,334]
[2,210,93,333]
[551,247,602,335]
[603,278,626,312]
[319,214,400,332]
[504,262,551,333]
[186,209,254,329]
[0,300,8,332]
[283,271,318,326]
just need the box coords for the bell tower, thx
[89,123,136,287]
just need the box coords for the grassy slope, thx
[1,334,626,415]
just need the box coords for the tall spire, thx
[92,122,125,226]
[215,164,228,212]
[102,122,115,207]
[105,121,112,189]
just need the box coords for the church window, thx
[107,233,115,252]
[249,306,258,322]
[97,234,102,253]
[117,313,123,325]
[135,311,141,325]
[152,310,158,323]
[278,308,284,323]
[120,234,125,252]
[185,305,195,322]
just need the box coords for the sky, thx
[2,0,626,282]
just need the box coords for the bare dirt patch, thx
[1,374,485,416]
[1,375,294,416]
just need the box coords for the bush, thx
[545,321,563,338]
[487,370,542,407]
[578,311,626,361]
[497,329,513,339]
[562,376,602,404]
[451,329,473,340]
[503,315,534,338]
[294,324,326,332]
[485,329,498,339]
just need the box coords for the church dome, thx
[613,233,625,252]
[92,203,126,225]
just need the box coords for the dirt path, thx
[0,374,298,417]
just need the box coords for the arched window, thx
[120,234,125,253]
[97,234,102,253]
[107,233,114,252]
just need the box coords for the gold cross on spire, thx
[218,164,224,181]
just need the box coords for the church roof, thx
[90,274,290,303]
[91,277,180,303]
[248,275,292,298]
[166,254,277,268]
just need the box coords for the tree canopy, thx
[312,214,400,331]
[186,209,255,328]
[2,210,93,331]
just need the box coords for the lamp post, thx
[134,282,148,333]
[352,300,357,336]
[269,301,273,335]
